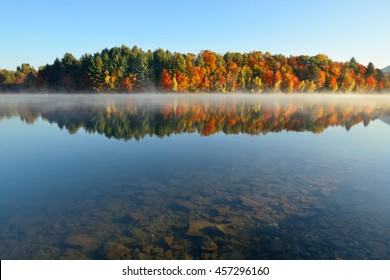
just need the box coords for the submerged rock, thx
[164,235,174,247]
[201,236,218,251]
[240,195,263,208]
[177,200,198,209]
[138,252,150,260]
[186,221,214,236]
[98,242,130,260]
[215,224,233,235]
[170,243,185,250]
[212,216,225,223]
[165,249,173,259]
[218,244,234,254]
[202,242,218,252]
[215,206,230,216]
[152,247,165,256]
[64,234,95,250]
[142,245,153,254]
[226,216,243,226]
[130,211,145,221]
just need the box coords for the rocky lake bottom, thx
[1,154,389,260]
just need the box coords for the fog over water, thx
[2,93,390,107]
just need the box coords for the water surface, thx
[1,94,390,260]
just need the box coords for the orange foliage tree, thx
[160,69,172,91]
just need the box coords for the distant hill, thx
[382,65,390,73]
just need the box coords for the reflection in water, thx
[0,94,390,260]
[1,94,390,139]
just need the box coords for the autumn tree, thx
[253,76,263,93]
[283,72,299,93]
[188,65,203,92]
[366,76,377,91]
[273,71,282,92]
[160,69,172,91]
[0,70,16,90]
[172,76,178,91]
[226,62,240,92]
[121,74,136,92]
[340,70,356,92]
[175,72,189,92]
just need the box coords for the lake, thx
[1,94,390,260]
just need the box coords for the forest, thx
[0,45,389,93]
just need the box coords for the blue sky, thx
[1,0,389,70]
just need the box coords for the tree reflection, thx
[1,97,389,140]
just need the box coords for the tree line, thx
[0,45,388,93]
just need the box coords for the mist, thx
[1,92,390,109]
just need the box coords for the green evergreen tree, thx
[88,55,105,91]
[134,52,151,91]
[366,62,376,77]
